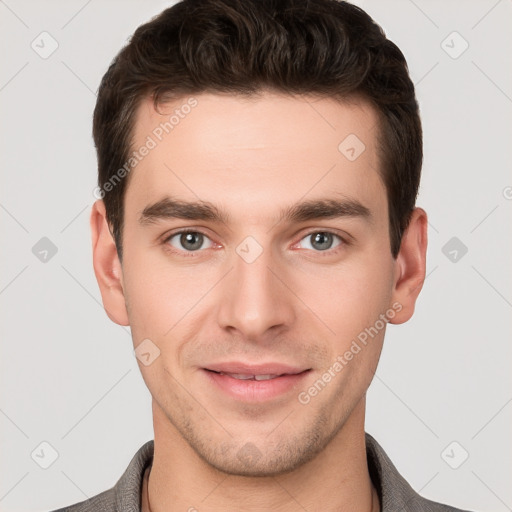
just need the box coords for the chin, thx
[182,419,337,477]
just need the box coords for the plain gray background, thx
[1,0,511,511]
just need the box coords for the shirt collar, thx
[113,434,424,511]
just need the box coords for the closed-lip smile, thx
[202,362,311,402]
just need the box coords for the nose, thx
[216,243,296,342]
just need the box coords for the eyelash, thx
[161,229,350,256]
[162,229,216,257]
[293,231,348,254]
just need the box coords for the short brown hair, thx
[93,0,422,260]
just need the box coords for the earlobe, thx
[90,200,129,326]
[389,207,428,325]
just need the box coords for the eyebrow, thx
[139,197,229,225]
[279,198,371,224]
[138,196,371,226]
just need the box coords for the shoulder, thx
[365,433,474,512]
[47,440,154,512]
[48,488,116,512]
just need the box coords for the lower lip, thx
[203,369,310,402]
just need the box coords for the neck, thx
[145,398,379,512]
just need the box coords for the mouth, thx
[202,363,311,402]
[209,372,288,381]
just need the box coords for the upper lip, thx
[204,362,309,376]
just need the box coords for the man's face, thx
[119,92,398,475]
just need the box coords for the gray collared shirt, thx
[50,433,472,511]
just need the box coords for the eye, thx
[297,231,343,251]
[166,231,213,252]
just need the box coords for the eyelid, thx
[160,227,351,256]
[162,228,220,254]
[162,227,212,242]
[292,228,351,249]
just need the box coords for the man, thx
[53,0,473,510]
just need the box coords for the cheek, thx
[122,260,166,334]
[298,257,393,338]
[121,247,220,339]
[120,238,162,329]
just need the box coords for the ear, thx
[90,200,129,326]
[389,207,428,325]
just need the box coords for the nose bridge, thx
[216,239,295,339]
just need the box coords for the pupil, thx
[311,232,332,250]
[181,232,203,251]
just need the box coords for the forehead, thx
[126,92,385,222]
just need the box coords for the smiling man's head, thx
[90,0,427,478]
